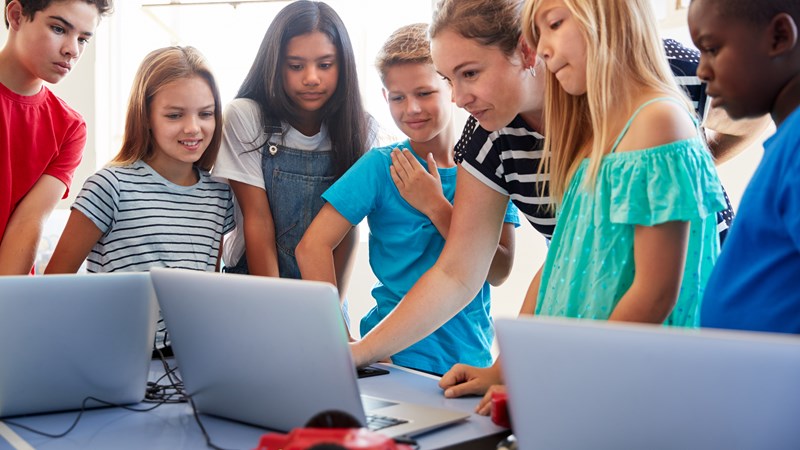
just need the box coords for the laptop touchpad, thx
[362,396,397,410]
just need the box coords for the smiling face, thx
[6,0,100,91]
[688,0,775,119]
[147,76,216,177]
[282,30,339,117]
[430,28,531,132]
[533,0,588,96]
[382,62,453,146]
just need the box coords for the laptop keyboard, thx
[366,413,408,431]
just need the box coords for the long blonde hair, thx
[522,0,694,204]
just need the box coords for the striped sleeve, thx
[458,115,556,238]
[72,168,120,235]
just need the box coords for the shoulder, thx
[43,87,85,124]
[354,145,395,170]
[79,166,128,199]
[224,98,260,122]
[198,169,232,189]
[616,97,700,153]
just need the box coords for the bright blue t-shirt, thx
[323,140,520,375]
[702,106,800,333]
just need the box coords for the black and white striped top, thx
[457,115,555,238]
[73,160,235,273]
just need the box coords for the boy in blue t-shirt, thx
[689,0,800,332]
[296,23,519,375]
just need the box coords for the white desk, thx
[0,363,508,450]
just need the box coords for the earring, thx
[528,65,536,77]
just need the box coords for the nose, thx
[61,37,80,59]
[536,36,551,62]
[451,82,472,110]
[406,97,422,115]
[184,116,201,134]
[303,67,320,86]
[696,56,712,82]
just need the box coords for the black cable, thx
[4,347,188,440]
[187,396,237,450]
[147,346,238,450]
[2,396,169,439]
[145,342,187,404]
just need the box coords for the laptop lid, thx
[496,316,800,450]
[0,273,157,418]
[150,268,467,437]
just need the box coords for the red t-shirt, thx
[0,82,86,239]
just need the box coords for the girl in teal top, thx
[524,0,726,327]
[537,98,725,326]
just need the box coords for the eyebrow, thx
[535,6,559,25]
[285,54,336,62]
[450,61,480,75]
[162,104,216,110]
[48,15,94,37]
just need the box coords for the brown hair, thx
[111,46,223,172]
[375,23,432,82]
[429,0,523,58]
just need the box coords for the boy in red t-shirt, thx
[0,0,112,274]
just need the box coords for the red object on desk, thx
[255,428,415,450]
[491,391,512,428]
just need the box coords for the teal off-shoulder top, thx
[536,98,727,327]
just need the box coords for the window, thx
[97,0,437,166]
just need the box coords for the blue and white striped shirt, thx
[73,160,235,273]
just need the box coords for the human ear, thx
[6,0,24,30]
[767,13,798,57]
[382,87,389,104]
[518,36,539,68]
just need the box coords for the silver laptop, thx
[0,273,157,418]
[149,268,468,437]
[496,316,800,450]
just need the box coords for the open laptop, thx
[496,316,800,450]
[0,273,157,418]
[149,268,468,438]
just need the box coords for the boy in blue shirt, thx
[297,23,519,375]
[689,0,800,332]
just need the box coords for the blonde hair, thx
[375,23,432,82]
[111,46,222,171]
[522,0,694,204]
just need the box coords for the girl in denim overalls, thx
[213,1,373,327]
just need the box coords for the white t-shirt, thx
[212,98,332,266]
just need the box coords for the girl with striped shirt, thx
[47,46,234,275]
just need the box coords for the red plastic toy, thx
[490,390,512,429]
[255,428,415,450]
